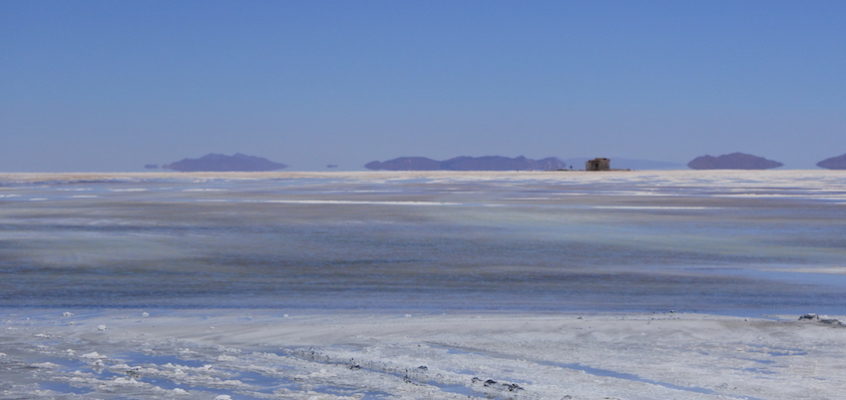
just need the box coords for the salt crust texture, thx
[2,311,844,399]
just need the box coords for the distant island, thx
[687,152,783,170]
[817,153,846,170]
[160,153,288,172]
[365,156,569,171]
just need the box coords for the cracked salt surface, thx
[3,310,845,399]
[430,343,733,398]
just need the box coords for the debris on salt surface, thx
[283,313,289,318]
[404,313,412,318]
[799,313,845,327]
[214,395,232,400]
[81,351,105,359]
[141,312,150,318]
[471,377,524,392]
[97,324,107,331]
[62,312,74,318]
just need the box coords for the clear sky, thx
[2,0,844,171]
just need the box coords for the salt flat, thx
[2,170,845,398]
[2,310,845,400]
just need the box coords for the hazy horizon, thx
[2,1,844,171]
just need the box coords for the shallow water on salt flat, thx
[2,170,845,316]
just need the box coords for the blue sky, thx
[1,0,844,171]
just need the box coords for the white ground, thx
[3,170,845,398]
[2,310,845,400]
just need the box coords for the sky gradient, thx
[2,0,844,171]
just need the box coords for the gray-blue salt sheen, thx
[163,153,288,172]
[4,173,846,315]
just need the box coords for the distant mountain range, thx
[687,152,783,170]
[817,153,846,170]
[365,156,685,171]
[365,156,570,171]
[147,152,846,172]
[161,153,288,172]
